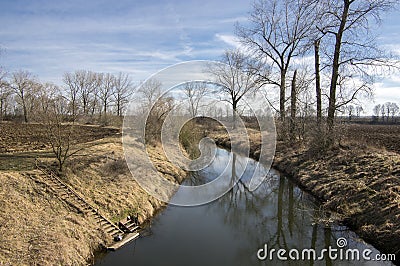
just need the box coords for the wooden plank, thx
[107,232,140,251]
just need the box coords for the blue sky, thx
[0,0,399,114]
[0,0,249,81]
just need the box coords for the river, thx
[95,147,392,266]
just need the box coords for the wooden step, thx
[127,225,139,231]
[103,224,115,231]
[35,161,132,246]
[107,233,140,251]
[106,227,120,234]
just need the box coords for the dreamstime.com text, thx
[257,237,396,262]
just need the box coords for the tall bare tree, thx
[209,49,259,129]
[381,104,386,122]
[314,39,322,123]
[113,72,133,117]
[98,73,114,122]
[9,70,35,122]
[137,78,163,110]
[373,104,381,118]
[137,79,175,143]
[355,105,363,117]
[63,72,80,118]
[389,102,399,121]
[236,0,318,121]
[80,71,100,116]
[0,69,10,121]
[183,81,208,118]
[290,70,298,142]
[319,0,397,135]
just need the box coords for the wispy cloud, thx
[215,33,241,49]
[0,0,399,116]
[0,0,250,83]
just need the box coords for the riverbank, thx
[0,131,186,265]
[211,128,400,264]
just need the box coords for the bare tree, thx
[63,70,102,118]
[385,102,399,122]
[209,49,259,129]
[319,0,397,134]
[289,67,314,141]
[63,72,80,118]
[314,39,323,124]
[384,101,391,122]
[0,69,10,121]
[381,104,386,122]
[183,81,208,118]
[236,0,318,121]
[373,104,381,119]
[113,72,133,117]
[98,73,114,123]
[80,71,100,116]
[390,102,399,121]
[9,70,35,122]
[355,105,363,117]
[137,78,163,110]
[290,70,298,142]
[137,79,174,143]
[36,83,78,171]
[346,105,355,121]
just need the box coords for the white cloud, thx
[215,33,241,49]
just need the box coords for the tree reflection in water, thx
[194,148,349,266]
[96,147,392,266]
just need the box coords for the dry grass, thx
[209,124,400,261]
[0,171,105,266]
[273,144,400,259]
[63,135,184,224]
[0,129,186,265]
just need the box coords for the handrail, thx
[35,159,124,234]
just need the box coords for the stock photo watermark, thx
[257,237,396,262]
[122,60,276,206]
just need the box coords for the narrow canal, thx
[95,147,392,266]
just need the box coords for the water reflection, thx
[95,148,392,266]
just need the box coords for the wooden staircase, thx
[34,160,129,243]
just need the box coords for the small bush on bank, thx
[179,120,203,159]
[103,158,129,176]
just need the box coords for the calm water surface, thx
[95,147,392,266]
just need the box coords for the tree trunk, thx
[0,98,3,122]
[280,69,286,121]
[327,0,350,135]
[290,70,297,142]
[232,101,237,129]
[22,101,28,123]
[83,98,87,115]
[103,100,108,125]
[314,39,322,124]
[71,98,76,119]
[117,98,121,117]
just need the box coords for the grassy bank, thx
[210,127,400,263]
[0,124,186,265]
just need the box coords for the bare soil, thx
[0,122,119,153]
[344,124,400,154]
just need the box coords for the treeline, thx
[1,0,399,149]
[372,102,399,122]
[0,69,134,125]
